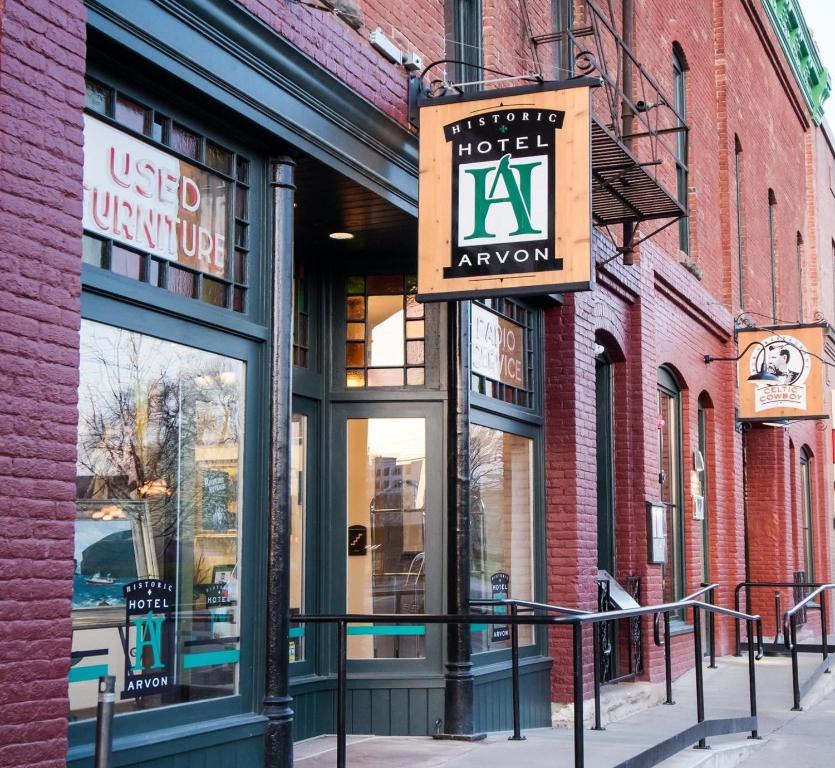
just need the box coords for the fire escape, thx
[531,0,688,253]
[411,0,688,259]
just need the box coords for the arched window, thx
[673,45,689,254]
[658,367,684,605]
[800,447,814,582]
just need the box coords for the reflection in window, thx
[70,320,245,719]
[83,77,251,313]
[289,414,307,662]
[658,372,683,605]
[345,275,425,387]
[470,425,534,652]
[346,418,426,658]
[470,298,534,408]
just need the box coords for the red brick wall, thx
[540,0,832,705]
[0,0,86,765]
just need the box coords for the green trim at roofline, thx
[762,0,831,124]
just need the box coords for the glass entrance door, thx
[332,404,443,668]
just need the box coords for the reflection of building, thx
[4,0,835,766]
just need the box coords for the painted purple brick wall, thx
[0,0,86,765]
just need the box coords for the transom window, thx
[82,78,251,313]
[344,274,425,387]
[470,297,535,408]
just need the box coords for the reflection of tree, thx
[470,426,503,497]
[77,326,242,570]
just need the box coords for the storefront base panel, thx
[67,716,266,768]
[474,658,553,733]
[291,660,552,741]
[292,678,446,740]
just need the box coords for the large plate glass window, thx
[470,424,535,651]
[70,319,245,718]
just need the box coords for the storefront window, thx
[70,319,245,719]
[470,425,535,652]
[470,298,534,408]
[346,418,426,658]
[289,414,307,662]
[82,78,251,314]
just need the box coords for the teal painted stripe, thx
[289,627,305,639]
[472,624,488,633]
[347,625,425,637]
[183,649,240,669]
[68,664,108,683]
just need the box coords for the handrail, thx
[783,583,835,639]
[654,583,718,647]
[733,580,822,657]
[470,597,590,616]
[292,592,762,768]
[781,583,835,710]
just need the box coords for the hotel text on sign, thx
[418,85,592,300]
[83,115,231,278]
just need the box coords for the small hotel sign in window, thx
[82,115,231,278]
[471,303,525,388]
[418,84,592,301]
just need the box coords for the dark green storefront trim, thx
[290,657,553,741]
[68,714,268,767]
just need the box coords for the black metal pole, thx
[821,591,829,669]
[734,586,742,657]
[773,592,782,646]
[442,301,480,738]
[663,613,674,705]
[708,587,716,669]
[621,0,635,264]
[264,156,296,768]
[94,675,115,768]
[592,620,604,730]
[746,620,760,740]
[791,617,802,710]
[693,607,707,750]
[337,620,347,768]
[509,603,525,740]
[573,622,584,768]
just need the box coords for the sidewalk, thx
[294,652,835,767]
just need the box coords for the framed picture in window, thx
[72,499,158,629]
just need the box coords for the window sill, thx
[668,620,694,638]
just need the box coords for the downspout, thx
[622,0,635,265]
[264,156,296,768]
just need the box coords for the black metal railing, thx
[734,580,822,656]
[783,583,835,711]
[653,584,720,706]
[597,576,643,686]
[530,0,688,186]
[292,594,762,768]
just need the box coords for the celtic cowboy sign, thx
[418,83,592,300]
[736,325,830,422]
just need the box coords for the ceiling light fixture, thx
[329,232,355,240]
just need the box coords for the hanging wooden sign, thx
[736,325,830,422]
[417,83,592,301]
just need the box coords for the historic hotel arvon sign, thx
[417,84,592,301]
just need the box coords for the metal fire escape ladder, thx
[529,0,688,231]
